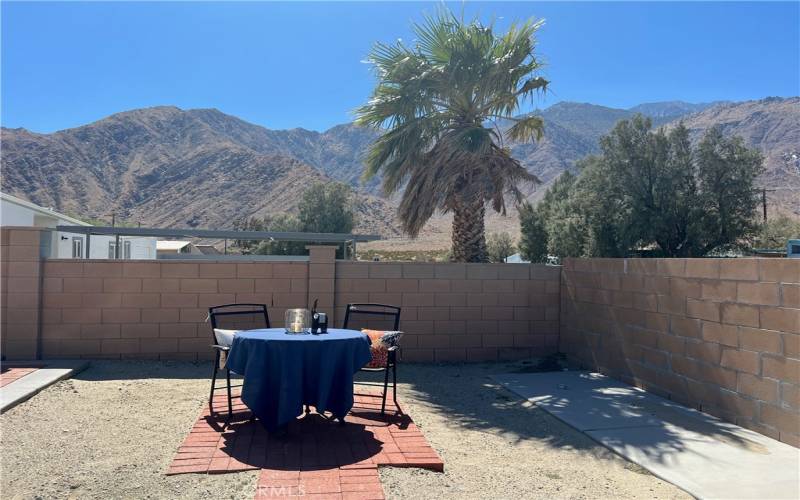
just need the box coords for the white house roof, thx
[504,253,529,264]
[156,240,193,251]
[0,192,91,227]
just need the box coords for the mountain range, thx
[1,97,798,249]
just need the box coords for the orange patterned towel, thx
[361,329,405,368]
[363,329,389,368]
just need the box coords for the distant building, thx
[195,244,222,256]
[156,240,202,257]
[1,192,156,259]
[504,253,529,264]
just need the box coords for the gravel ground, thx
[1,361,689,500]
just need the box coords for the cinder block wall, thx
[560,258,800,447]
[2,228,560,363]
[335,261,561,362]
[1,227,45,359]
[4,227,797,446]
[38,258,311,360]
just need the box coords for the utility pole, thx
[104,212,118,258]
[762,188,776,222]
[103,212,117,227]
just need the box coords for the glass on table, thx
[284,308,311,334]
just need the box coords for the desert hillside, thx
[2,97,797,251]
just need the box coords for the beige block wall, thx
[1,227,46,360]
[560,258,800,447]
[2,229,561,364]
[38,258,311,361]
[335,261,561,362]
[34,259,560,363]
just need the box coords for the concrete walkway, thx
[1,360,89,413]
[492,371,800,500]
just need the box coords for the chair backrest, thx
[342,303,401,331]
[208,303,270,344]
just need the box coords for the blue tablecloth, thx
[226,328,372,431]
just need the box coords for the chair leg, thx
[380,367,390,415]
[225,367,233,420]
[392,361,399,412]
[209,352,219,411]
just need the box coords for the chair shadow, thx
[200,392,411,471]
[217,416,377,471]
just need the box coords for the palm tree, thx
[356,9,547,262]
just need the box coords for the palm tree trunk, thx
[451,193,487,262]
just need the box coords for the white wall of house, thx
[56,233,157,259]
[1,192,86,228]
[1,192,157,260]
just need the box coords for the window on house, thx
[123,240,131,260]
[108,242,116,259]
[72,237,83,258]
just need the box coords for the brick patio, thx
[255,465,384,499]
[167,390,443,499]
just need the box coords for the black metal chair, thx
[208,303,270,420]
[342,303,401,415]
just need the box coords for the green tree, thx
[539,170,588,258]
[298,182,354,234]
[752,215,800,249]
[522,119,764,258]
[241,182,356,257]
[694,127,764,255]
[486,231,517,263]
[580,116,700,256]
[253,214,305,256]
[356,9,547,262]
[518,203,548,262]
[232,216,266,252]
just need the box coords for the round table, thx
[225,328,372,432]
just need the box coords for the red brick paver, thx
[0,367,40,387]
[167,391,443,498]
[255,464,385,499]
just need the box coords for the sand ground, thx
[0,361,689,500]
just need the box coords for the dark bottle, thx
[311,298,320,334]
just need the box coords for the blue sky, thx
[2,1,798,133]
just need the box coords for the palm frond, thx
[506,115,545,142]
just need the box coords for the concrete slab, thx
[492,371,800,500]
[1,360,89,413]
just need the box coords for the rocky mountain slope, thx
[629,101,724,124]
[1,97,797,249]
[0,107,398,235]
